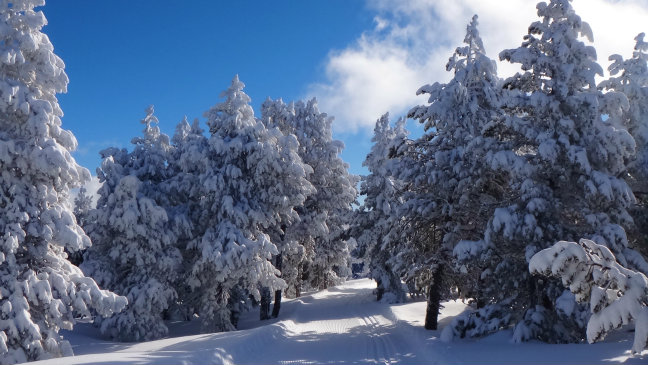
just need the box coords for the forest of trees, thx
[0,0,647,363]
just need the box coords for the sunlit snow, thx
[32,279,645,365]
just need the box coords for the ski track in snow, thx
[30,279,646,365]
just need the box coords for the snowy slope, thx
[32,279,646,365]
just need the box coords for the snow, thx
[30,279,646,365]
[530,239,648,353]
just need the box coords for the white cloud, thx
[373,17,389,32]
[309,0,648,134]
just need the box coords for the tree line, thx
[72,80,358,340]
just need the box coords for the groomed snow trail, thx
[31,279,643,365]
[236,279,433,365]
[31,279,451,365]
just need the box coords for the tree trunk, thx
[295,263,303,298]
[424,265,443,330]
[272,254,283,318]
[376,279,385,301]
[260,287,271,320]
[529,274,551,310]
[476,270,486,309]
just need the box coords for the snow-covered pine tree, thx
[68,186,93,266]
[260,99,307,303]
[186,76,312,331]
[81,107,181,341]
[356,113,408,303]
[599,33,648,262]
[403,15,505,330]
[259,98,315,319]
[0,1,126,362]
[73,187,93,229]
[161,117,209,320]
[262,97,358,294]
[471,0,637,342]
[292,99,358,292]
[128,106,175,206]
[166,117,208,320]
[600,33,648,185]
[168,117,208,246]
[529,238,648,353]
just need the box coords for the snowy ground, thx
[32,279,646,365]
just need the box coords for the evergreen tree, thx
[0,1,126,362]
[68,186,93,266]
[403,15,505,330]
[260,99,307,304]
[186,76,311,331]
[599,33,648,263]
[82,107,181,341]
[166,117,208,320]
[292,99,358,292]
[600,33,648,184]
[168,116,209,247]
[461,0,637,342]
[356,113,408,303]
[73,187,93,229]
[262,98,358,295]
[259,98,316,319]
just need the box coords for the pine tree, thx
[73,187,93,229]
[262,98,358,295]
[260,99,307,304]
[166,117,208,320]
[469,0,637,342]
[68,186,94,266]
[600,33,648,184]
[599,33,648,263]
[186,76,311,331]
[403,15,505,330]
[356,113,408,303]
[168,116,209,251]
[81,107,181,341]
[0,1,126,362]
[259,98,316,319]
[292,99,358,292]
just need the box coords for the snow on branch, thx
[529,239,648,354]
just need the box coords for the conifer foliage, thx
[81,107,181,341]
[600,33,648,184]
[261,98,358,295]
[599,33,648,261]
[399,15,506,331]
[355,0,648,352]
[291,99,358,291]
[487,0,638,342]
[184,76,314,331]
[0,1,126,363]
[355,113,408,304]
[435,0,640,343]
[72,187,93,229]
[530,239,648,353]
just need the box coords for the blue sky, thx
[43,0,648,182]
[44,0,377,177]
